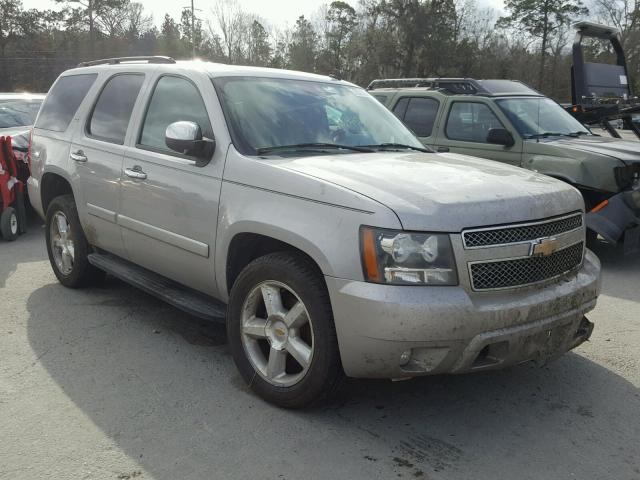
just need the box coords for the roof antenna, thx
[329,71,342,81]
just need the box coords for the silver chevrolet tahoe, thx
[28,57,601,408]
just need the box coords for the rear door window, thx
[371,93,389,104]
[87,74,144,144]
[392,97,409,119]
[403,98,439,137]
[35,74,97,132]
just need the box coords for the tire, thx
[227,252,343,408]
[45,195,105,288]
[15,189,27,234]
[0,207,19,241]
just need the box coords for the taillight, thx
[27,128,33,170]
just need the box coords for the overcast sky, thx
[21,0,506,29]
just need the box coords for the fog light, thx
[399,350,411,366]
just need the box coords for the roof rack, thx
[367,77,488,95]
[367,77,544,97]
[77,56,176,67]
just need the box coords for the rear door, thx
[390,95,442,147]
[31,73,98,219]
[119,73,224,295]
[69,73,147,257]
[433,99,523,166]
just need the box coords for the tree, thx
[212,0,247,63]
[247,20,271,66]
[55,0,128,56]
[498,0,588,90]
[180,8,205,56]
[326,1,356,72]
[289,15,316,71]
[0,0,23,59]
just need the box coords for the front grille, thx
[463,213,583,248]
[470,242,584,290]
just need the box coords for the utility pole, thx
[190,0,195,57]
[183,0,201,58]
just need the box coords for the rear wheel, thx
[227,252,343,408]
[0,207,19,241]
[45,195,105,288]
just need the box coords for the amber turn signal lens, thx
[361,228,382,282]
[590,199,609,213]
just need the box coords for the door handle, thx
[70,150,88,162]
[437,146,450,152]
[124,166,147,180]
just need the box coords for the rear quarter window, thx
[371,93,389,104]
[35,74,97,132]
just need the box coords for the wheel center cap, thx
[265,318,288,350]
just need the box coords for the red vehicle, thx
[0,135,27,240]
[0,93,45,240]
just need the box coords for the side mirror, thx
[486,128,515,147]
[165,121,215,158]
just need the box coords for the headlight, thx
[360,227,458,285]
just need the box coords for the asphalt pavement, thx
[1,217,639,480]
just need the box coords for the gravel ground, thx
[1,217,639,480]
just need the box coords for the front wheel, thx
[0,207,19,241]
[227,252,343,408]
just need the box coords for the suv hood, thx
[278,152,583,231]
[546,135,640,164]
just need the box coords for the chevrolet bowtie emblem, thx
[531,237,560,257]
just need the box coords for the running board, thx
[87,252,226,321]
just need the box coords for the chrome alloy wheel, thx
[50,211,75,275]
[240,281,314,387]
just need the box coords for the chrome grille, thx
[463,213,583,248]
[469,242,584,291]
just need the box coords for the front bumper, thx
[326,249,601,379]
[587,186,640,254]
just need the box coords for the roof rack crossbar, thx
[77,56,176,67]
[367,77,488,95]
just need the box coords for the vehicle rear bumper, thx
[26,176,44,218]
[326,250,601,379]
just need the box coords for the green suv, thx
[370,78,640,252]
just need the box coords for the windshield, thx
[213,77,425,155]
[0,99,43,128]
[496,97,590,138]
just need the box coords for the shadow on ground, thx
[26,272,640,479]
[0,213,45,288]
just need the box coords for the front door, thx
[70,73,146,258]
[119,74,223,295]
[434,100,523,166]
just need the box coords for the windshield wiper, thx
[361,143,430,152]
[256,143,374,155]
[525,131,591,139]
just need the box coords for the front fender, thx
[525,154,621,193]
[214,180,402,302]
